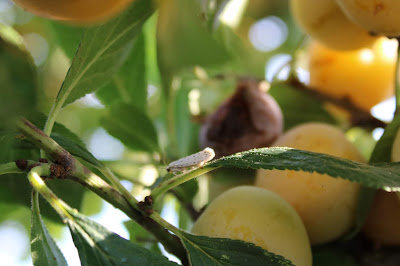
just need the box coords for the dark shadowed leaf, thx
[207,147,400,191]
[124,220,161,253]
[31,192,67,266]
[269,84,336,130]
[0,25,37,127]
[180,231,293,265]
[68,211,178,266]
[346,114,400,239]
[57,0,154,107]
[312,245,357,266]
[101,103,159,152]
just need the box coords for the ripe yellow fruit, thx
[290,0,377,50]
[255,123,365,245]
[362,129,400,246]
[12,0,134,24]
[308,37,397,111]
[191,186,312,266]
[336,0,400,36]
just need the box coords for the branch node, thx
[50,163,68,179]
[15,159,28,171]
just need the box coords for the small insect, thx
[166,147,215,174]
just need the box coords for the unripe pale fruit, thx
[290,0,377,50]
[191,186,312,266]
[309,38,397,111]
[12,0,134,24]
[255,123,365,245]
[362,129,400,246]
[336,0,400,36]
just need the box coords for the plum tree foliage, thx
[1,0,400,265]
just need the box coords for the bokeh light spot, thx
[249,16,288,52]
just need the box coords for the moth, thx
[166,147,215,174]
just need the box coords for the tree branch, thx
[287,77,387,129]
[15,118,188,264]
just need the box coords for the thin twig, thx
[287,77,387,129]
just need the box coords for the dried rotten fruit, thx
[199,78,283,158]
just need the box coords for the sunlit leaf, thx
[31,192,67,266]
[58,0,154,107]
[49,22,83,59]
[207,147,400,191]
[96,31,147,110]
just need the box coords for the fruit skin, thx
[362,190,400,246]
[12,0,134,24]
[255,123,365,245]
[336,0,400,36]
[290,0,377,50]
[191,186,312,266]
[362,129,400,246]
[308,37,397,111]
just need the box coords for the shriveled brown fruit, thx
[199,78,283,158]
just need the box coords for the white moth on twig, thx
[166,147,215,174]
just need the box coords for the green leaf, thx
[202,0,231,31]
[172,179,198,203]
[96,31,147,110]
[346,114,400,239]
[179,231,293,265]
[67,211,178,266]
[29,111,86,147]
[31,192,67,266]
[123,220,161,253]
[370,113,400,163]
[57,0,154,107]
[157,0,230,75]
[51,133,102,168]
[207,147,400,191]
[174,86,200,157]
[101,103,160,152]
[48,22,83,59]
[269,84,336,130]
[0,24,37,127]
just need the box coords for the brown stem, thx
[16,118,188,264]
[287,77,387,129]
